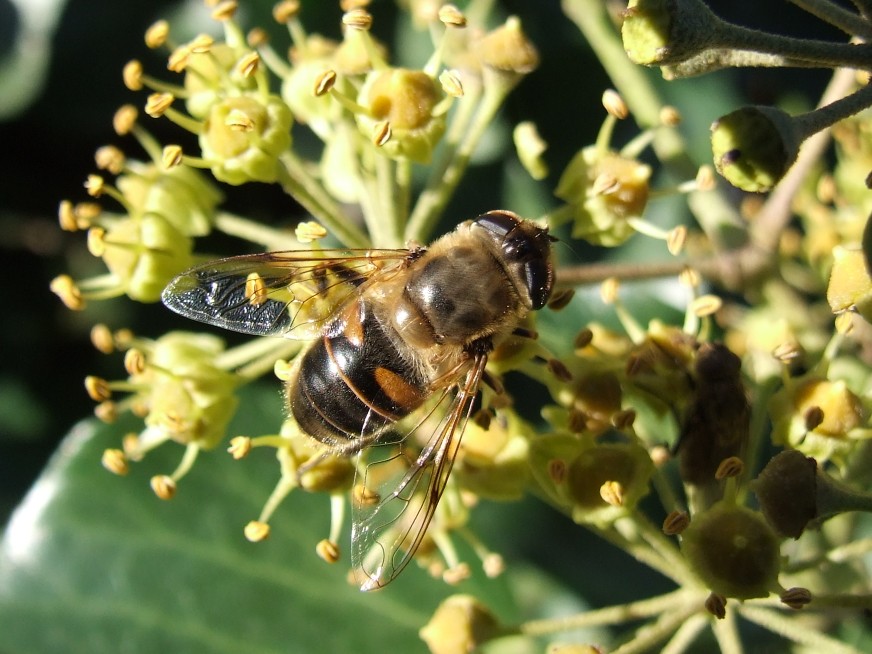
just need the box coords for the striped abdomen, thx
[288,299,428,448]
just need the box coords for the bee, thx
[162,210,554,590]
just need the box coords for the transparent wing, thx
[350,354,487,591]
[161,249,409,339]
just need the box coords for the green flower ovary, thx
[117,162,222,237]
[200,94,293,185]
[356,68,447,163]
[101,215,193,303]
[555,147,651,246]
[142,332,240,449]
[711,106,799,193]
[681,503,781,599]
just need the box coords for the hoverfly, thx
[162,210,554,590]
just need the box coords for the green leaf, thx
[0,385,519,654]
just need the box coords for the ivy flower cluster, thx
[45,0,872,652]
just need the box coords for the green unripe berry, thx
[622,0,720,66]
[711,106,800,193]
[681,503,781,599]
[752,449,817,539]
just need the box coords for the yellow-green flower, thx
[355,68,448,163]
[555,146,652,246]
[770,375,871,466]
[200,94,293,185]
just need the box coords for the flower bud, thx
[827,246,872,324]
[711,106,801,193]
[477,16,539,76]
[419,595,499,654]
[681,502,781,599]
[513,121,548,180]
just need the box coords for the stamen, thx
[316,539,341,563]
[438,5,467,28]
[438,70,463,98]
[372,120,392,147]
[343,9,373,31]
[245,272,268,306]
[90,324,115,354]
[94,145,126,174]
[662,510,690,535]
[244,520,271,542]
[162,145,184,169]
[123,60,144,91]
[313,70,337,97]
[602,89,628,120]
[58,200,78,231]
[273,1,301,24]
[124,348,147,376]
[211,0,238,21]
[84,376,112,402]
[715,456,744,480]
[236,51,261,78]
[101,448,130,476]
[228,436,253,459]
[113,105,138,135]
[144,20,170,49]
[150,474,177,500]
[145,92,175,118]
[600,480,624,507]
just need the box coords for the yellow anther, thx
[244,520,271,542]
[151,474,177,500]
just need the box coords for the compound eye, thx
[523,259,553,309]
[504,234,534,262]
[474,210,521,239]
